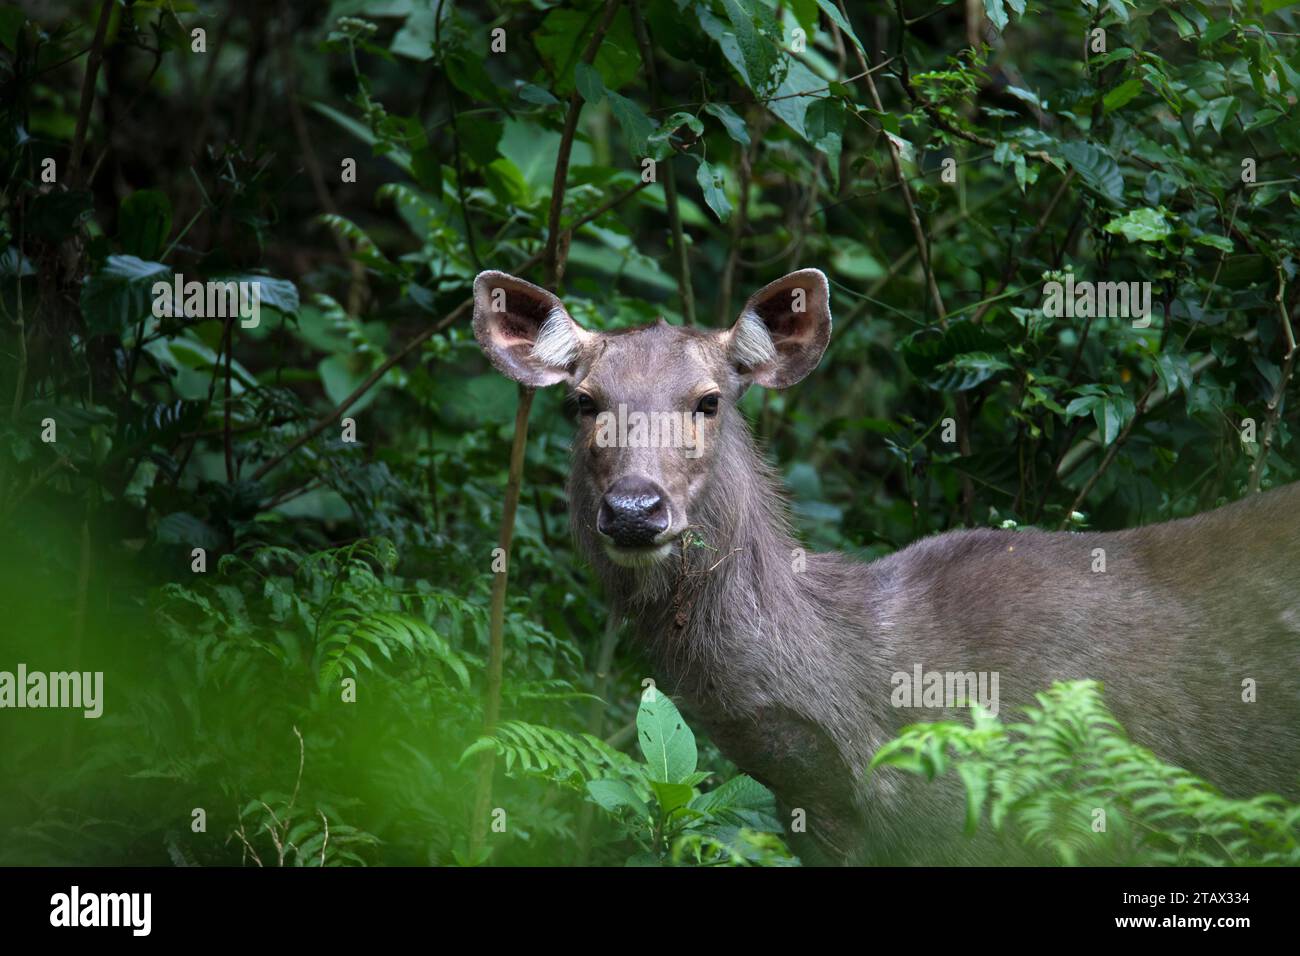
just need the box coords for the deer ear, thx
[725,268,832,389]
[472,270,592,387]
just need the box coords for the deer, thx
[472,267,1300,865]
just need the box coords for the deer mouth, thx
[602,538,676,568]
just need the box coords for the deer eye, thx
[695,393,720,417]
[575,393,598,417]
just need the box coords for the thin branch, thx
[1249,270,1297,493]
[1060,375,1160,528]
[67,0,114,187]
[630,0,695,324]
[543,0,622,285]
[469,0,624,862]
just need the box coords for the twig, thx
[469,0,624,861]
[630,0,694,324]
[1059,376,1159,528]
[1249,270,1297,493]
[836,0,974,522]
[67,0,114,187]
[543,0,622,285]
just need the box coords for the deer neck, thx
[581,416,827,709]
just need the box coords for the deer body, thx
[473,268,1300,864]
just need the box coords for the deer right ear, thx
[472,270,592,387]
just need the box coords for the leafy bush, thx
[1,0,1297,867]
[582,687,794,866]
[871,680,1300,865]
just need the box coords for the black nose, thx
[597,477,670,547]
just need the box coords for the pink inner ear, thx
[487,289,551,347]
[491,314,536,348]
[755,289,813,344]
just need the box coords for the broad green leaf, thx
[1059,141,1124,204]
[574,62,605,104]
[637,686,697,784]
[720,0,782,96]
[813,0,866,53]
[587,779,649,817]
[80,255,171,335]
[696,159,733,222]
[649,779,695,815]
[1103,207,1171,242]
[928,352,1014,392]
[608,90,657,158]
[1102,78,1143,114]
[703,102,751,146]
[1194,233,1233,253]
[534,7,641,95]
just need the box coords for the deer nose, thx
[597,477,670,547]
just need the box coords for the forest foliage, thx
[1,0,1298,865]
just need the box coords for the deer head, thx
[472,269,832,570]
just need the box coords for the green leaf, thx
[900,322,1004,380]
[0,5,24,52]
[928,352,1014,392]
[1102,78,1143,114]
[637,687,697,784]
[534,7,641,95]
[1204,96,1238,135]
[696,159,733,222]
[1059,141,1125,204]
[1166,9,1196,37]
[813,0,866,54]
[1103,207,1171,242]
[703,102,751,146]
[608,91,657,159]
[1095,395,1136,446]
[587,779,649,817]
[1194,233,1233,253]
[1244,109,1282,132]
[518,83,560,107]
[80,256,171,335]
[221,274,300,315]
[804,98,845,187]
[574,62,605,105]
[649,780,695,814]
[720,0,782,96]
[1154,351,1193,396]
[118,190,173,259]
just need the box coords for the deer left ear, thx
[725,268,832,389]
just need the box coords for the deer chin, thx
[602,539,676,568]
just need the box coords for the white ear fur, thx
[531,307,583,369]
[728,313,779,370]
[727,268,832,389]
